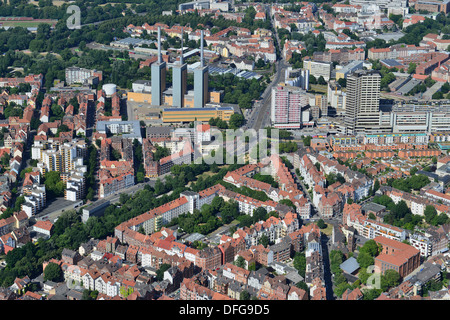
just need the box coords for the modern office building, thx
[344,70,383,134]
[303,59,332,81]
[151,27,167,106]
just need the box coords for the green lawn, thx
[309,84,327,94]
[321,223,334,236]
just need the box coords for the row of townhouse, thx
[224,157,311,219]
[114,185,225,245]
[99,172,135,199]
[314,153,372,201]
[295,149,372,218]
[368,43,436,61]
[266,155,312,218]
[381,185,450,217]
[343,202,407,242]
[59,258,155,299]
[122,211,311,279]
[0,211,29,239]
[218,188,278,216]
[230,213,300,250]
[296,152,326,190]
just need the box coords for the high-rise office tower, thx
[172,28,188,108]
[344,70,382,134]
[194,30,209,108]
[151,27,166,106]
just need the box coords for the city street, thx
[243,5,289,132]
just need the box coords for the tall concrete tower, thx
[194,30,209,108]
[151,26,166,106]
[172,28,188,108]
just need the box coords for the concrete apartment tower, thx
[172,28,188,108]
[271,85,306,129]
[344,69,382,134]
[194,30,209,108]
[151,26,166,106]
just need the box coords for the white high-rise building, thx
[344,70,382,134]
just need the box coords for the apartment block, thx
[271,85,308,129]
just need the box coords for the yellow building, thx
[127,90,217,108]
[164,94,173,106]
[127,92,152,103]
[184,96,195,108]
[162,106,234,123]
[209,91,223,103]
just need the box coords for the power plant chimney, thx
[180,27,184,65]
[158,26,162,63]
[200,29,204,68]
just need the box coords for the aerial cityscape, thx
[0,0,450,303]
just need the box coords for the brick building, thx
[374,236,420,278]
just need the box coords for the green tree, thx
[381,269,400,291]
[296,281,308,292]
[235,256,246,269]
[335,282,353,297]
[293,252,306,278]
[424,205,437,224]
[253,207,268,222]
[43,171,65,199]
[240,290,250,300]
[359,239,380,257]
[435,212,449,226]
[155,263,171,281]
[229,113,245,129]
[357,252,374,268]
[407,62,416,74]
[119,193,130,204]
[278,199,296,210]
[362,288,382,300]
[259,234,269,248]
[44,262,63,282]
[337,77,347,87]
[303,136,312,146]
[136,171,145,183]
[317,76,327,85]
[82,290,93,300]
[317,219,327,229]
